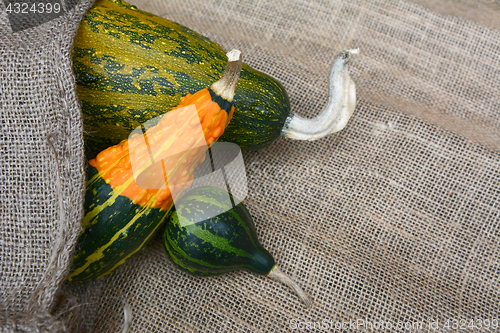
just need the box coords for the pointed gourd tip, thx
[268,265,313,309]
[348,48,360,55]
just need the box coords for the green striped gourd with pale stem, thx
[74,0,358,152]
[163,186,312,308]
[67,50,243,282]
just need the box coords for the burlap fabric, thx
[0,0,92,331]
[2,0,500,332]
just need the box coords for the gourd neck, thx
[282,49,359,141]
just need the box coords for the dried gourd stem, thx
[282,48,359,141]
[268,265,312,308]
[211,49,243,102]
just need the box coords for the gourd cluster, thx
[69,0,357,309]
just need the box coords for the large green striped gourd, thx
[163,186,275,276]
[74,0,290,152]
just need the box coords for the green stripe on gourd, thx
[162,186,313,307]
[164,186,274,276]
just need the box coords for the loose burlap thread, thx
[2,0,500,332]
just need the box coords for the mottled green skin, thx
[74,0,290,152]
[68,165,169,283]
[163,186,275,276]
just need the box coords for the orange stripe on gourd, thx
[89,88,233,211]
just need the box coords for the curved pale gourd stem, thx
[268,265,312,308]
[282,49,359,141]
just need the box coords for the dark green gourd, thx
[163,186,312,307]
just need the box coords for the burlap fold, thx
[2,0,500,332]
[0,0,93,331]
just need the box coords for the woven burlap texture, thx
[57,0,499,332]
[0,0,93,331]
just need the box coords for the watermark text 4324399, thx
[6,1,62,14]
[4,0,79,32]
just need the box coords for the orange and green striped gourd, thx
[67,50,243,282]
